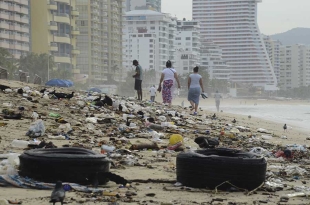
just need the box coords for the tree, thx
[19,52,55,82]
[0,48,17,79]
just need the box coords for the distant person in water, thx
[214,90,222,112]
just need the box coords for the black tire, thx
[176,148,267,190]
[19,148,110,185]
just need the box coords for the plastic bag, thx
[26,119,45,137]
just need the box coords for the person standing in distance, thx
[132,60,143,100]
[214,90,222,112]
[157,60,181,107]
[188,66,204,115]
[149,85,156,102]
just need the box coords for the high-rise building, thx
[279,45,310,90]
[263,35,281,82]
[30,0,80,77]
[126,0,161,12]
[123,10,177,82]
[200,41,230,80]
[76,0,124,85]
[174,19,200,75]
[0,0,30,59]
[193,0,277,89]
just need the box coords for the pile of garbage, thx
[0,83,310,204]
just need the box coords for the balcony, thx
[0,42,10,49]
[0,33,9,39]
[48,1,57,10]
[54,0,70,4]
[49,42,58,51]
[48,22,58,31]
[72,69,80,74]
[72,48,80,55]
[54,53,71,64]
[71,10,79,16]
[54,13,70,24]
[71,29,80,35]
[54,33,71,44]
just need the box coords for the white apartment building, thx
[263,35,281,82]
[193,0,277,90]
[175,19,200,75]
[126,0,161,12]
[200,41,230,80]
[0,0,30,59]
[279,45,310,90]
[123,10,177,82]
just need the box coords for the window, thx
[150,21,155,24]
[150,60,153,63]
[150,27,155,30]
[149,39,153,42]
[176,37,181,40]
[186,37,191,40]
[150,65,153,68]
[150,50,153,53]
[183,67,188,70]
[150,55,153,58]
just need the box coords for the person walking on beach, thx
[187,66,204,115]
[214,90,222,112]
[149,85,156,102]
[157,60,181,107]
[132,60,143,101]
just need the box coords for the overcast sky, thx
[162,0,310,35]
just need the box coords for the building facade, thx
[263,35,281,82]
[76,0,124,85]
[123,10,177,82]
[200,41,230,80]
[174,19,200,75]
[126,0,161,12]
[0,0,30,59]
[279,45,310,90]
[192,0,277,89]
[30,0,80,77]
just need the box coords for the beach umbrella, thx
[45,79,70,87]
[88,88,102,93]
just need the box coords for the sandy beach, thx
[0,80,310,205]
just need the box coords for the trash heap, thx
[0,83,310,204]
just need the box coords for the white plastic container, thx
[123,114,128,121]
[11,140,29,148]
[129,123,136,127]
[101,145,115,154]
[48,135,66,140]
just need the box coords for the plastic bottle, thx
[11,140,29,148]
[101,145,116,154]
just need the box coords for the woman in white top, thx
[157,60,181,107]
[188,66,204,115]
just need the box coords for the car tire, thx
[176,148,267,190]
[19,148,110,185]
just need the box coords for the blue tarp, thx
[0,174,104,193]
[45,79,73,87]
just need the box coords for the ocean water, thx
[202,104,310,132]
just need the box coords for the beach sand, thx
[0,80,309,205]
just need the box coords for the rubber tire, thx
[19,148,110,185]
[176,148,267,190]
